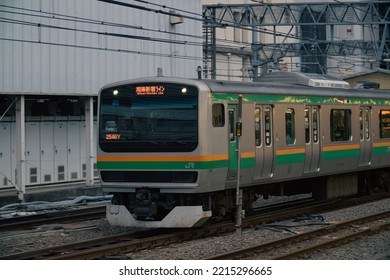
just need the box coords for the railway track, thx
[0,205,106,232]
[208,210,390,260]
[1,193,387,260]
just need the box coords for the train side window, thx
[285,108,295,145]
[359,109,364,140]
[313,108,319,143]
[379,110,390,138]
[212,104,225,127]
[330,109,352,141]
[229,109,235,141]
[264,108,272,146]
[305,108,310,143]
[364,109,370,140]
[255,107,261,146]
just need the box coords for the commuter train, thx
[97,73,390,228]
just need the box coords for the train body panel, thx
[97,76,390,228]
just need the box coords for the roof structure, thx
[254,71,350,89]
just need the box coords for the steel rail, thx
[208,210,390,260]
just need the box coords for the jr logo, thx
[185,162,195,169]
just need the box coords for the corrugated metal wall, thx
[0,0,203,95]
[0,0,202,189]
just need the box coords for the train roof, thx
[253,71,350,89]
[201,76,390,100]
[100,75,390,100]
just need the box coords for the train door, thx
[227,105,238,180]
[253,105,274,179]
[359,107,371,167]
[304,106,320,173]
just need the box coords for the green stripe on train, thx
[275,153,305,165]
[97,158,256,170]
[373,146,390,155]
[97,160,228,170]
[212,93,390,105]
[322,149,360,160]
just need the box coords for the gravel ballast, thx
[1,197,389,259]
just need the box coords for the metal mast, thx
[203,1,390,78]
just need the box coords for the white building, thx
[0,0,202,198]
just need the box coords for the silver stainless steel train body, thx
[97,76,390,228]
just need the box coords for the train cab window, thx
[212,104,225,127]
[285,109,295,145]
[331,109,352,141]
[380,110,390,139]
[255,107,261,146]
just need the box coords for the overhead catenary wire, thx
[1,2,384,53]
[2,1,382,51]
[0,37,203,61]
[0,5,204,41]
[0,1,388,78]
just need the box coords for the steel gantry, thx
[203,1,390,79]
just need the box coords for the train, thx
[97,72,390,228]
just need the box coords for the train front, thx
[97,78,212,228]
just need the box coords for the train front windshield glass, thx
[99,82,198,152]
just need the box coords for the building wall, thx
[0,117,98,188]
[0,0,202,189]
[344,71,390,90]
[0,0,203,95]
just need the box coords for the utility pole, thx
[236,94,243,234]
[16,96,26,202]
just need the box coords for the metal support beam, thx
[203,7,217,79]
[85,96,95,186]
[15,96,26,201]
[235,94,243,234]
[203,1,390,78]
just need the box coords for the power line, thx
[2,1,382,57]
[128,0,203,19]
[0,4,204,40]
[1,1,388,77]
[0,15,202,47]
[0,37,202,61]
[97,0,203,22]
